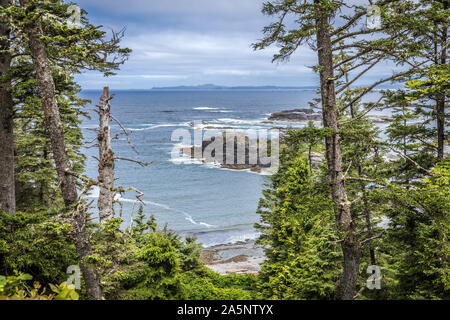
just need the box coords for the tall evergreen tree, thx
[253,0,414,299]
[384,0,449,165]
[256,134,342,299]
[0,0,15,215]
[0,0,130,299]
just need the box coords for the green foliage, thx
[49,282,80,300]
[0,210,77,285]
[383,87,445,183]
[0,273,33,297]
[0,0,131,75]
[407,64,450,98]
[380,159,450,299]
[182,271,256,300]
[88,212,254,300]
[12,69,88,211]
[0,273,79,300]
[116,230,186,300]
[256,139,342,299]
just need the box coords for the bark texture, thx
[20,0,103,300]
[0,0,15,215]
[97,87,115,222]
[314,1,361,300]
[436,12,447,162]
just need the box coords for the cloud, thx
[75,0,261,18]
[72,0,400,89]
[203,69,255,76]
[72,0,320,89]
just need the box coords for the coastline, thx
[200,239,265,275]
[176,108,393,276]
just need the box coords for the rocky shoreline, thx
[178,110,318,173]
[269,108,322,122]
[268,108,391,124]
[176,108,390,175]
[200,240,265,275]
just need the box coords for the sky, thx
[71,0,319,89]
[72,0,395,90]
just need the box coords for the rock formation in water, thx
[180,132,275,173]
[268,108,322,121]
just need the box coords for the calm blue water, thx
[80,89,318,247]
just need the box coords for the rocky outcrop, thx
[269,108,322,122]
[200,240,265,275]
[269,108,393,124]
[180,132,274,173]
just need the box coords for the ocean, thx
[80,89,319,247]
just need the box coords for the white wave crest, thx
[87,186,215,228]
[128,122,190,132]
[193,107,219,110]
[201,232,260,248]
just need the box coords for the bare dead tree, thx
[93,87,151,225]
[97,87,115,222]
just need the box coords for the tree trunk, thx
[308,144,313,173]
[314,1,361,300]
[436,16,447,162]
[20,0,103,300]
[97,87,115,222]
[359,166,376,266]
[0,0,16,215]
[437,99,445,162]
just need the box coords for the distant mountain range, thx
[151,84,318,91]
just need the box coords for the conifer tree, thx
[0,0,15,215]
[253,0,413,299]
[383,0,448,166]
[256,138,342,299]
[0,0,130,299]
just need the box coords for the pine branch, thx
[387,146,434,176]
[339,95,386,125]
[339,67,422,113]
[336,56,384,95]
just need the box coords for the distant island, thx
[151,84,318,91]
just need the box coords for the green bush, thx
[0,211,77,285]
[182,269,257,300]
[0,273,79,300]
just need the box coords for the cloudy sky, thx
[73,0,397,90]
[73,0,320,89]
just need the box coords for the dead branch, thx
[114,157,153,167]
[110,114,139,155]
[387,147,435,176]
[65,169,145,205]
